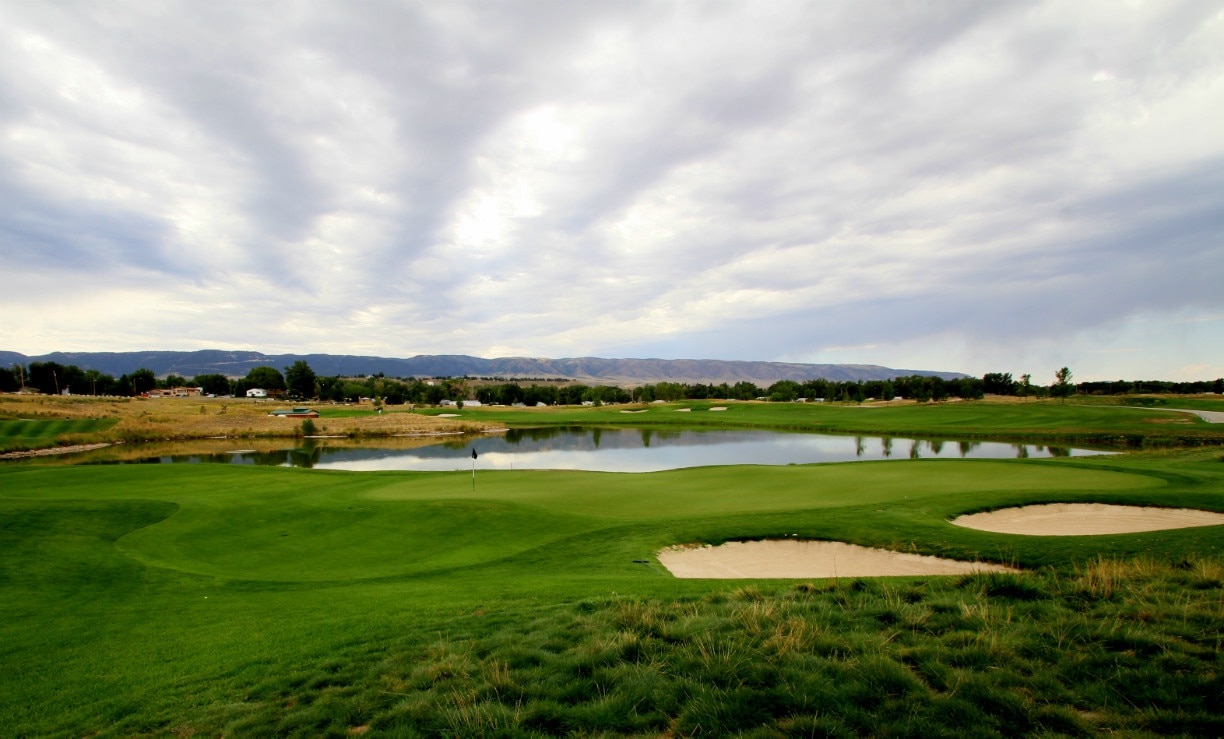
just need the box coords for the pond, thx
[107,426,1107,472]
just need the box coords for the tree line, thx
[4,360,1222,405]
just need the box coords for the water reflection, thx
[90,428,1107,472]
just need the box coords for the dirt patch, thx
[951,503,1224,536]
[657,540,1015,579]
[0,442,113,459]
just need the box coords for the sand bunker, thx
[952,503,1224,536]
[657,540,1015,579]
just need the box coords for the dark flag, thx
[471,448,478,460]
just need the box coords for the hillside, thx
[0,350,965,386]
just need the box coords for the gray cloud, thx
[0,0,1221,380]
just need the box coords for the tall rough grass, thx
[183,557,1224,737]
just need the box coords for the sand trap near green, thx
[951,503,1224,536]
[658,540,1015,579]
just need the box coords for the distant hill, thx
[0,350,966,386]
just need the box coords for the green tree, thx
[284,361,318,400]
[192,373,232,396]
[1018,373,1032,402]
[28,361,66,394]
[115,368,157,396]
[767,380,801,402]
[982,372,1016,396]
[316,376,346,402]
[729,381,762,400]
[245,366,286,392]
[341,381,370,402]
[1053,367,1074,403]
[0,365,19,393]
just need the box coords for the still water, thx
[130,427,1106,472]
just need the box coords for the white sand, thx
[952,503,1224,536]
[657,540,1015,579]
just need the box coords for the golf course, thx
[2,398,1223,735]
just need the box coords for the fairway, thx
[2,403,1223,735]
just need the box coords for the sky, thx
[1,1,1222,382]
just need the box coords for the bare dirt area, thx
[951,503,1224,535]
[0,442,112,460]
[657,540,1016,579]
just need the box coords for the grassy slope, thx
[1,403,1223,734]
[0,417,118,452]
[435,398,1224,446]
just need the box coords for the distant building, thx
[246,388,267,398]
[268,407,319,418]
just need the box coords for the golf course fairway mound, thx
[952,503,1224,536]
[657,540,1016,579]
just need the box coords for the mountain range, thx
[0,350,966,386]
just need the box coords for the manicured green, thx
[2,402,1223,735]
[427,399,1224,447]
[0,417,118,452]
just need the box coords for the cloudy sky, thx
[2,1,1221,381]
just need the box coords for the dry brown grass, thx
[0,394,501,444]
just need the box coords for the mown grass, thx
[2,444,1223,735]
[0,417,118,452]
[435,398,1224,448]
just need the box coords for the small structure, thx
[268,407,320,418]
[246,388,267,398]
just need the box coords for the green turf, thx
[427,399,1224,447]
[2,403,1223,734]
[0,417,118,452]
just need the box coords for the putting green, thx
[103,461,1160,582]
[118,498,593,581]
[365,461,1161,519]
